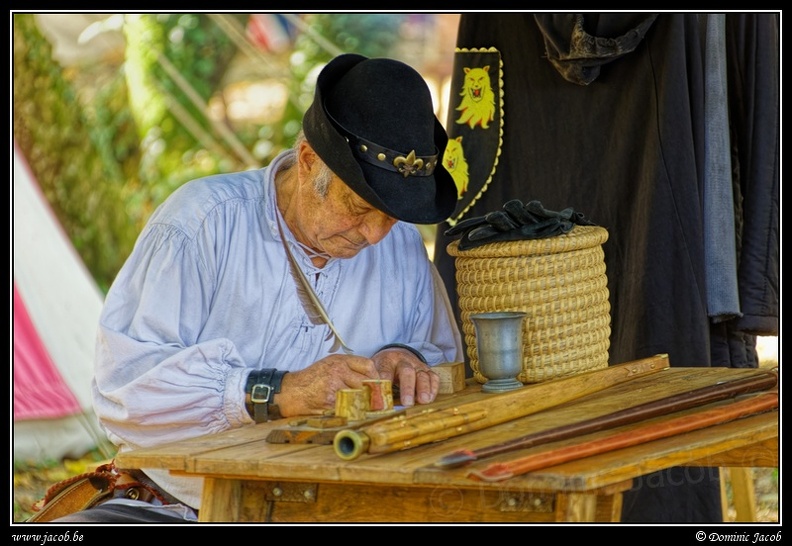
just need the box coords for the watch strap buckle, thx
[250,384,273,404]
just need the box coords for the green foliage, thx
[13,14,250,291]
[13,14,141,292]
[296,13,407,60]
[13,13,414,292]
[261,14,409,156]
[123,13,249,194]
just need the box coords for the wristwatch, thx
[245,369,288,423]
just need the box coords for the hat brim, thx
[303,54,457,224]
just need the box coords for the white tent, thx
[12,142,110,462]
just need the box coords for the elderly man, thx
[50,53,462,523]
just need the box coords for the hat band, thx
[326,104,438,178]
[347,134,438,178]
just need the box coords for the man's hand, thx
[275,354,379,417]
[372,347,439,407]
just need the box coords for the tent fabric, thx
[12,141,108,462]
[13,282,82,420]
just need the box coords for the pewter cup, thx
[471,311,526,393]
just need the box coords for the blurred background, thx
[13,14,463,521]
[13,13,460,292]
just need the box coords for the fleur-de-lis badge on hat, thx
[393,150,424,178]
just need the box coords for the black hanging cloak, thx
[434,13,779,523]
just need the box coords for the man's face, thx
[293,149,398,260]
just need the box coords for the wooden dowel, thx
[367,407,489,446]
[434,369,778,469]
[470,391,778,482]
[333,354,669,460]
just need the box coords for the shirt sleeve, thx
[427,260,465,363]
[388,228,464,366]
[93,222,252,451]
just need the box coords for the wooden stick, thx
[333,354,669,460]
[469,391,778,482]
[434,369,778,469]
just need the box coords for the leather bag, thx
[26,462,165,522]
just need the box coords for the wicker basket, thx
[447,225,611,384]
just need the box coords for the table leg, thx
[596,491,624,522]
[554,492,599,522]
[200,477,242,522]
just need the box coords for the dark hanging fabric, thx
[712,13,780,367]
[434,12,779,523]
[702,13,741,324]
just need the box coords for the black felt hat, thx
[303,54,457,224]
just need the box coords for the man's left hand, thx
[372,347,439,407]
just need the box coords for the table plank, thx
[117,425,316,472]
[688,437,778,467]
[413,410,776,491]
[117,367,777,493]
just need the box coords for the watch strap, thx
[245,369,287,423]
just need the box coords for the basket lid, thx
[447,225,608,258]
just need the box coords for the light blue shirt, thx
[92,151,462,508]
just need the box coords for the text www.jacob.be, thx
[12,531,84,545]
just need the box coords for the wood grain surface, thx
[116,365,778,522]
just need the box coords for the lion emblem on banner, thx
[455,65,496,130]
[443,136,470,199]
[445,48,502,224]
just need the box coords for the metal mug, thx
[471,311,526,393]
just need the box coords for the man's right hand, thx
[273,354,380,417]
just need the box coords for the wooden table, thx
[116,366,778,523]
